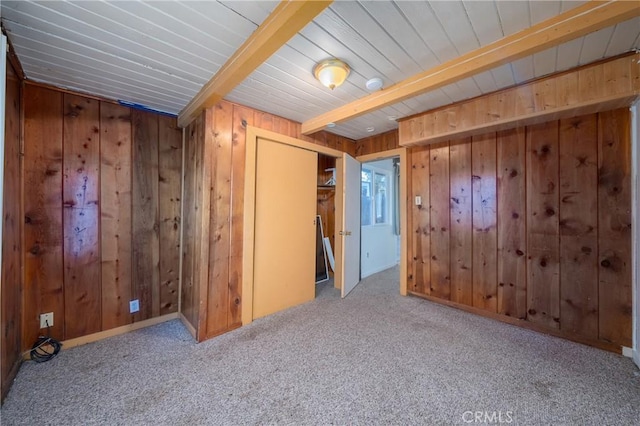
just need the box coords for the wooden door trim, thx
[357,148,409,296]
[242,126,343,325]
[632,102,639,365]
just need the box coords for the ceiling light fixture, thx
[314,58,350,90]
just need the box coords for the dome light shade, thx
[314,59,350,90]
[366,77,383,91]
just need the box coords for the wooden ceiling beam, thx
[178,0,332,128]
[301,0,640,135]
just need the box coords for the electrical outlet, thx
[415,196,422,206]
[129,299,140,313]
[40,312,54,329]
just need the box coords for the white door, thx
[253,139,318,319]
[341,153,361,297]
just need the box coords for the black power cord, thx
[30,320,62,363]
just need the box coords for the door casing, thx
[242,127,343,325]
[357,148,408,296]
[242,128,409,325]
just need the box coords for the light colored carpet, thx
[2,266,639,425]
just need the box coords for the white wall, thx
[361,158,399,278]
[632,102,639,368]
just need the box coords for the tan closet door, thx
[253,138,318,319]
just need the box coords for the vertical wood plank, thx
[471,132,498,312]
[406,146,414,293]
[207,102,233,336]
[343,138,357,157]
[559,114,598,339]
[132,110,160,321]
[449,138,473,306]
[274,116,293,137]
[2,63,22,396]
[158,116,182,315]
[180,118,199,328]
[556,73,579,107]
[578,65,605,103]
[195,110,213,341]
[598,109,632,346]
[100,103,132,330]
[23,86,64,347]
[333,133,346,153]
[497,128,527,319]
[385,131,399,151]
[429,142,450,299]
[373,134,384,153]
[602,58,630,96]
[526,121,560,329]
[325,132,337,150]
[254,111,274,131]
[410,146,430,294]
[62,94,101,338]
[228,105,254,327]
[533,78,557,111]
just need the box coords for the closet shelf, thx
[317,185,335,191]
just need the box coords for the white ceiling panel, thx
[429,0,480,56]
[606,17,640,57]
[533,48,558,78]
[580,26,616,65]
[495,1,530,36]
[490,64,516,89]
[556,37,584,72]
[359,1,439,72]
[2,1,638,140]
[394,1,459,63]
[216,1,278,26]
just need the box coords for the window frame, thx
[361,164,392,227]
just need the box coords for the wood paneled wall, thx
[2,61,22,402]
[181,100,355,340]
[356,130,399,157]
[407,109,632,351]
[399,53,640,146]
[22,84,181,350]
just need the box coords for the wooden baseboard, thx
[408,291,622,354]
[22,313,180,360]
[1,356,23,403]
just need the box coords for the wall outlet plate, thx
[415,196,422,206]
[40,312,54,329]
[129,299,140,313]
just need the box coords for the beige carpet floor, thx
[1,266,639,425]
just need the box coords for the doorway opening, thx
[360,156,401,279]
[315,153,337,295]
[356,148,408,297]
[243,127,407,325]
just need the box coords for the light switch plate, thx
[415,196,422,206]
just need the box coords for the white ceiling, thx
[2,1,639,140]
